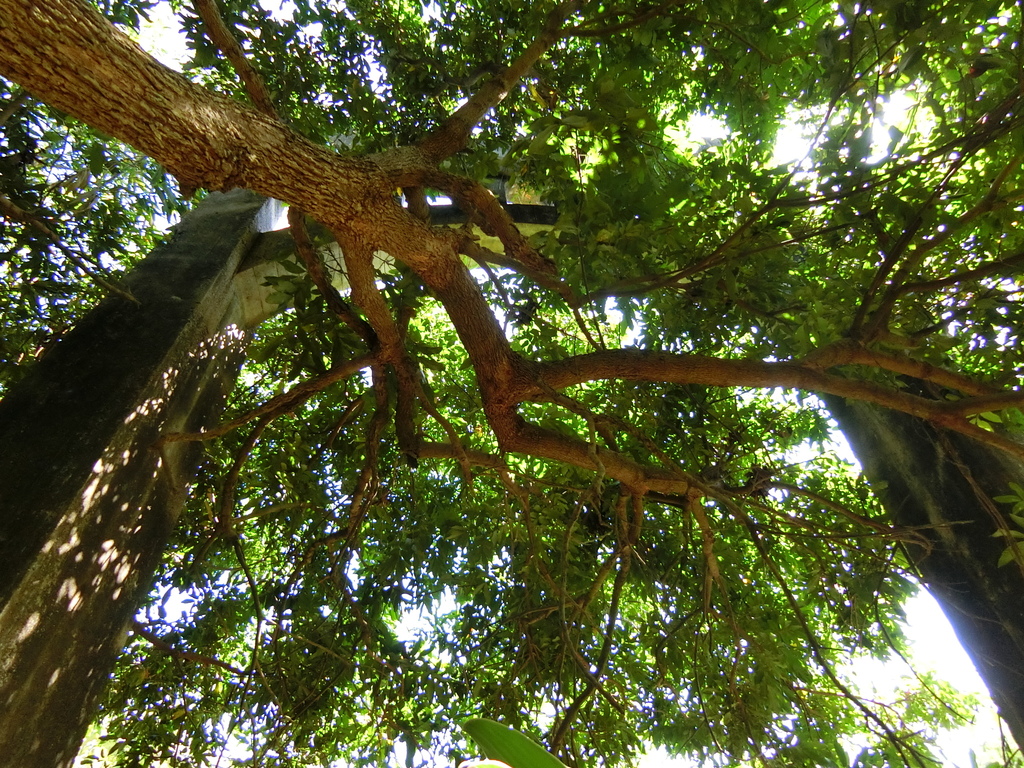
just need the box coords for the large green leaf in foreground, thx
[464,719,570,768]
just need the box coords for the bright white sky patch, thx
[136,3,189,70]
[258,0,295,22]
[665,113,729,155]
[773,116,815,167]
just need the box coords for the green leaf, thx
[462,719,569,768]
[998,547,1018,568]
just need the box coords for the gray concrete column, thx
[0,190,277,767]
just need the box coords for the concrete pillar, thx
[0,190,279,767]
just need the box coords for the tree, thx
[1,0,1023,766]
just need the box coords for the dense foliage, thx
[3,0,1024,765]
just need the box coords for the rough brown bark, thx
[0,0,384,208]
[827,396,1024,750]
[0,191,273,768]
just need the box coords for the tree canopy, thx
[2,0,1024,766]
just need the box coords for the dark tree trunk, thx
[827,396,1024,750]
[0,190,281,768]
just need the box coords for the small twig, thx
[131,620,248,677]
[459,235,571,303]
[899,246,1024,297]
[549,518,632,751]
[549,494,642,752]
[0,88,29,127]
[285,374,390,592]
[730,501,932,768]
[216,414,273,537]
[158,354,374,445]
[0,191,137,302]
[571,305,604,350]
[883,157,1022,277]
[417,379,474,487]
[230,535,287,719]
[771,482,933,552]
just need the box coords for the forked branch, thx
[418,0,586,163]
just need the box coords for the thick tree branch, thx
[940,391,1024,417]
[334,231,423,464]
[537,350,1024,459]
[386,166,558,279]
[799,339,1000,396]
[7,0,1019,490]
[288,208,377,344]
[0,0,388,203]
[0,0,530,452]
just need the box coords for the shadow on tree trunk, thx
[827,394,1024,750]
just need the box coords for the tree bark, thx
[0,190,276,768]
[827,396,1024,750]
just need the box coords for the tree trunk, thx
[826,396,1024,750]
[0,190,280,768]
